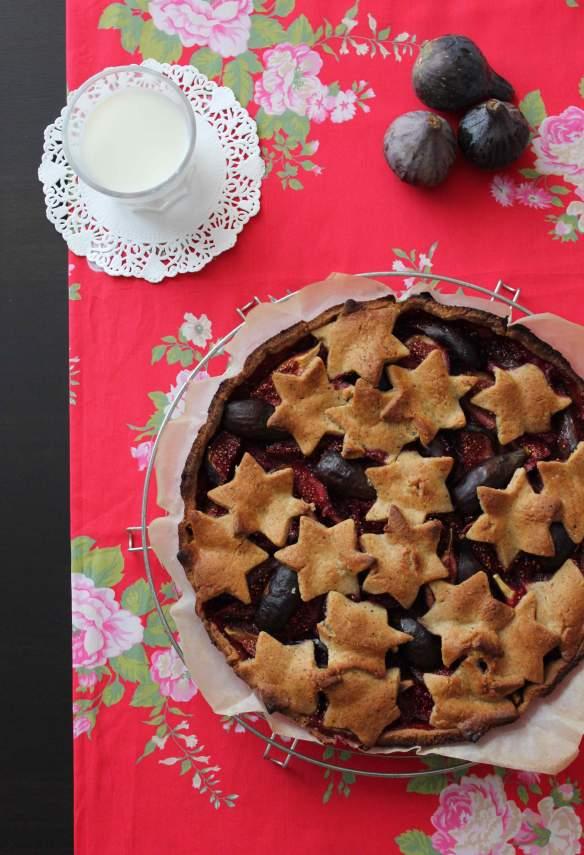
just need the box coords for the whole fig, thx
[458,100,530,169]
[384,111,457,187]
[412,34,514,112]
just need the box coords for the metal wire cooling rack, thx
[128,270,531,779]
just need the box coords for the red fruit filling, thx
[206,430,242,484]
[455,429,495,471]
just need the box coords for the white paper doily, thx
[38,61,264,283]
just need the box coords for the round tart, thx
[178,287,584,749]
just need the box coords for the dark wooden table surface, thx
[1,2,72,851]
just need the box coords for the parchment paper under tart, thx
[148,273,584,773]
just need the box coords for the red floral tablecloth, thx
[68,1,584,852]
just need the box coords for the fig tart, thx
[177,287,584,749]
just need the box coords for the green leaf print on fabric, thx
[274,0,295,16]
[519,89,547,129]
[286,13,315,44]
[190,47,223,78]
[102,679,125,707]
[110,643,150,683]
[223,57,254,107]
[71,542,124,587]
[407,775,449,795]
[395,830,440,855]
[122,579,155,616]
[139,20,182,62]
[99,2,132,29]
[143,610,175,647]
[130,679,162,707]
[248,15,286,48]
[320,748,357,803]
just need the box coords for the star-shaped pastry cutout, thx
[185,511,269,604]
[275,518,374,601]
[470,364,571,445]
[314,304,409,385]
[237,633,320,715]
[382,350,478,445]
[323,668,402,747]
[528,560,584,659]
[207,452,310,547]
[466,468,559,568]
[495,593,560,684]
[365,451,453,524]
[317,591,411,678]
[326,379,418,460]
[420,571,514,666]
[424,657,519,736]
[539,442,584,543]
[361,506,449,607]
[267,357,347,455]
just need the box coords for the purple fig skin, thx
[557,409,579,459]
[413,34,514,112]
[315,450,375,500]
[255,563,301,633]
[398,617,443,671]
[458,99,530,169]
[222,399,286,441]
[452,449,527,514]
[412,318,482,369]
[384,110,457,187]
[532,524,575,573]
[456,542,482,583]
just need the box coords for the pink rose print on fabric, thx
[556,783,576,801]
[532,106,584,186]
[73,714,91,739]
[150,647,198,702]
[254,44,328,119]
[77,670,99,689]
[514,796,582,855]
[149,0,253,57]
[516,771,541,788]
[131,440,154,472]
[72,574,144,669]
[431,774,522,855]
